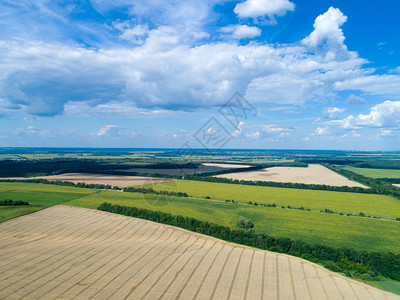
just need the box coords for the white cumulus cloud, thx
[334,74,400,96]
[96,125,120,136]
[345,94,366,105]
[302,7,348,59]
[95,125,135,138]
[234,0,295,21]
[1,7,399,118]
[313,126,330,136]
[347,100,400,127]
[220,25,261,39]
[231,121,245,137]
[323,107,346,119]
[325,101,400,131]
[116,24,149,44]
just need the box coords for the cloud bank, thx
[0,4,399,124]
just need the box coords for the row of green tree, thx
[351,160,400,170]
[324,164,400,200]
[300,158,400,170]
[0,178,116,190]
[123,186,189,197]
[248,161,309,168]
[0,199,29,206]
[0,178,188,198]
[378,178,400,184]
[184,161,308,178]
[96,170,181,179]
[123,162,201,169]
[188,166,262,177]
[0,159,134,178]
[0,158,203,178]
[184,174,373,194]
[0,173,376,197]
[98,203,400,281]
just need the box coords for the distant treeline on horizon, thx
[1,147,400,154]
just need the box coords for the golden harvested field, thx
[117,162,250,175]
[216,164,368,188]
[394,184,400,188]
[0,206,397,300]
[1,173,174,188]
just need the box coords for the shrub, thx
[238,216,254,230]
[362,273,374,281]
[324,261,341,272]
[0,199,29,206]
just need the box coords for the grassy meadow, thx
[0,182,96,222]
[339,165,400,178]
[144,180,400,220]
[64,189,400,254]
[372,280,400,296]
[1,181,399,254]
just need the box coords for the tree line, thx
[0,178,116,190]
[0,199,29,206]
[183,161,308,178]
[0,178,187,198]
[0,159,134,178]
[184,174,374,194]
[324,164,400,200]
[123,186,189,198]
[377,178,400,184]
[98,202,400,282]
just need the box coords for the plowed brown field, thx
[0,206,397,300]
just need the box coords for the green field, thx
[339,165,400,178]
[144,180,400,220]
[372,280,400,295]
[65,189,400,254]
[0,182,96,222]
[1,181,400,295]
[2,181,399,254]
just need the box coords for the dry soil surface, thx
[216,164,368,188]
[1,173,175,187]
[0,205,396,300]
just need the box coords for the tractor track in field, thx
[0,205,398,300]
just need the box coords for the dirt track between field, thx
[0,205,397,299]
[216,164,368,188]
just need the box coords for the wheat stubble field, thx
[0,206,398,300]
[216,164,368,188]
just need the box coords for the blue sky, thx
[0,0,400,150]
